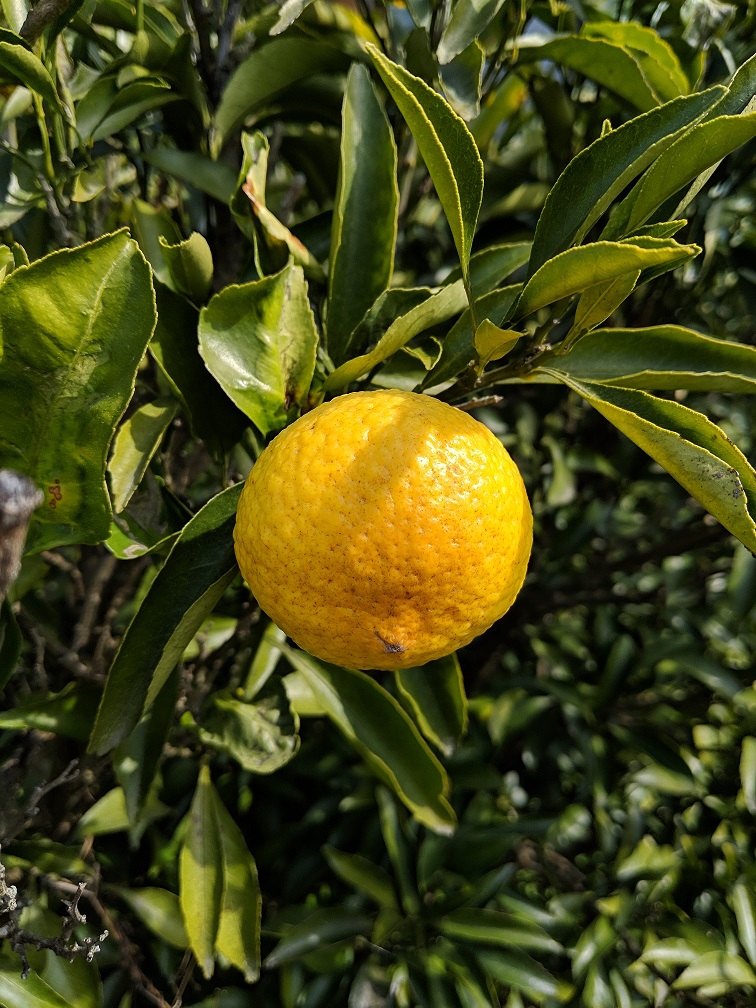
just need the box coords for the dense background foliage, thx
[1,0,755,1006]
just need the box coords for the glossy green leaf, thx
[447,242,531,299]
[516,239,698,318]
[527,89,721,275]
[517,35,659,112]
[113,666,179,825]
[150,283,247,458]
[730,877,756,966]
[0,232,156,553]
[75,787,130,837]
[199,262,318,437]
[116,887,189,949]
[322,845,397,908]
[270,0,316,35]
[0,683,100,741]
[209,781,262,982]
[90,78,179,142]
[548,374,756,552]
[437,0,505,64]
[583,21,689,101]
[367,43,483,280]
[88,483,242,755]
[603,113,756,239]
[741,736,756,815]
[108,399,176,513]
[0,598,21,690]
[324,279,468,392]
[474,319,520,370]
[214,38,349,150]
[423,284,520,389]
[475,947,569,1000]
[0,29,60,109]
[1,0,25,33]
[283,647,456,834]
[376,786,420,916]
[440,908,563,955]
[180,765,223,979]
[440,41,484,121]
[192,683,300,774]
[0,954,73,1008]
[704,52,756,119]
[546,325,756,392]
[326,62,398,366]
[673,951,756,989]
[21,905,103,1008]
[159,232,213,304]
[569,271,640,338]
[265,907,372,969]
[394,654,468,757]
[242,621,286,700]
[130,199,181,288]
[141,148,237,204]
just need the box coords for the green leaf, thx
[326,62,398,366]
[423,284,520,389]
[516,239,698,318]
[270,0,316,35]
[324,279,468,392]
[0,683,100,741]
[150,283,247,458]
[730,877,756,966]
[209,781,262,982]
[447,241,531,299]
[741,736,756,816]
[366,43,483,280]
[191,683,300,774]
[91,78,180,142]
[474,319,520,370]
[548,374,756,553]
[180,765,223,979]
[0,954,73,1008]
[199,262,318,437]
[75,787,130,837]
[603,113,756,239]
[214,38,349,150]
[517,35,659,112]
[394,654,468,757]
[437,0,506,65]
[264,907,372,969]
[108,398,177,513]
[474,948,570,1001]
[583,21,689,101]
[1,0,25,34]
[88,483,241,755]
[545,325,756,392]
[673,951,756,989]
[0,232,156,553]
[116,887,189,949]
[322,845,397,908]
[705,52,756,119]
[569,271,640,339]
[283,647,456,834]
[0,29,60,109]
[130,199,182,288]
[439,908,563,955]
[0,598,22,690]
[440,41,484,121]
[528,89,721,276]
[158,233,213,304]
[141,148,237,204]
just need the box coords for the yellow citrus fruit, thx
[234,389,532,670]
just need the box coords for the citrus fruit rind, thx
[234,390,532,670]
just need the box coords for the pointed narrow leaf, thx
[324,280,468,392]
[116,888,189,949]
[528,88,722,274]
[327,63,398,365]
[141,148,237,204]
[0,683,100,741]
[603,113,756,239]
[570,271,640,337]
[180,765,223,979]
[741,736,756,815]
[0,955,72,1008]
[583,21,689,100]
[474,320,520,370]
[546,325,756,392]
[265,907,372,969]
[474,947,568,1000]
[283,647,456,834]
[516,239,698,318]
[704,53,756,119]
[199,263,318,436]
[108,398,177,513]
[673,951,756,989]
[730,878,756,966]
[548,374,756,552]
[322,846,397,909]
[439,908,563,955]
[437,0,505,64]
[367,43,483,278]
[0,232,156,553]
[0,30,60,108]
[209,782,262,982]
[89,483,242,755]
[394,654,468,757]
[214,38,349,149]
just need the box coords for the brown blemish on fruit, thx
[374,630,406,654]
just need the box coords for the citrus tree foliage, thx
[1,0,755,1006]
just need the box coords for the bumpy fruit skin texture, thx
[234,390,532,670]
